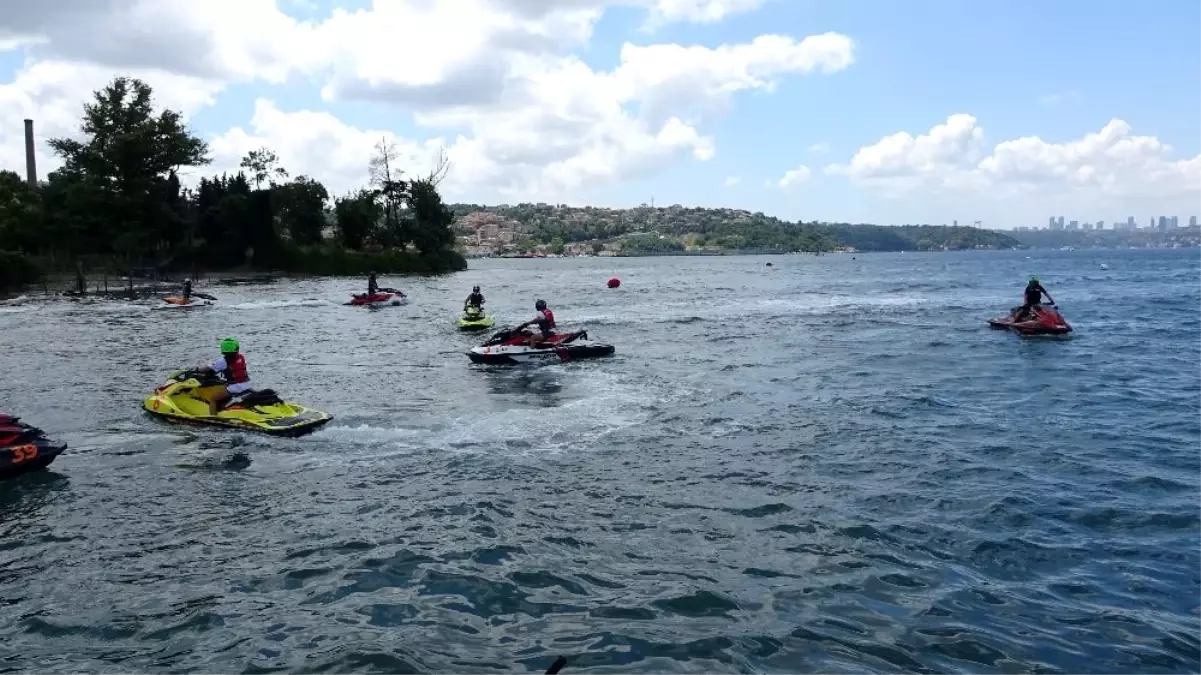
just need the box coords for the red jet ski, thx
[988,304,1072,336]
[468,328,615,364]
[0,413,67,480]
[346,288,407,307]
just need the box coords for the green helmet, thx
[1028,276,1039,285]
[220,337,240,353]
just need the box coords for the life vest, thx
[1024,287,1042,305]
[537,308,556,331]
[223,353,249,384]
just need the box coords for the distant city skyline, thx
[1016,213,1197,233]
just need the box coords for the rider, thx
[515,299,556,347]
[464,286,485,313]
[1016,277,1054,320]
[199,337,251,416]
[367,272,379,296]
[181,278,192,303]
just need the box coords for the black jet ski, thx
[467,327,615,364]
[0,413,67,479]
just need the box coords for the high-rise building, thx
[1127,216,1136,229]
[1171,216,1179,228]
[1083,222,1094,231]
[1049,218,1064,231]
[1158,216,1169,231]
[1066,221,1079,231]
[1190,216,1198,228]
[1097,221,1105,230]
[1048,216,1057,229]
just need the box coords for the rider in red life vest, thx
[516,299,555,347]
[199,337,251,416]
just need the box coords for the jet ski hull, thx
[155,296,213,309]
[467,343,615,364]
[467,328,615,364]
[143,371,333,437]
[0,414,67,480]
[347,291,406,307]
[988,305,1072,336]
[457,310,496,331]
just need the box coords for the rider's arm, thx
[206,357,227,374]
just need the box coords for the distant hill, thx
[449,203,1021,254]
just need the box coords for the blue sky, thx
[1,0,1197,228]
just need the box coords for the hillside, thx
[450,203,1021,255]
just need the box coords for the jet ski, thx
[0,413,67,480]
[143,369,333,436]
[346,288,406,307]
[457,306,496,331]
[155,294,215,309]
[467,327,615,364]
[988,303,1073,336]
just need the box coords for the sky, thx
[0,0,1197,229]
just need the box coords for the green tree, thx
[333,189,380,250]
[0,170,44,252]
[274,176,329,245]
[407,178,454,254]
[46,76,209,260]
[240,147,288,190]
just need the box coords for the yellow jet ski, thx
[143,369,333,436]
[457,306,496,331]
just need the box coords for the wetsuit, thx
[465,292,484,309]
[1018,284,1050,319]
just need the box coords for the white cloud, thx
[642,0,769,29]
[206,98,448,196]
[825,113,987,194]
[807,141,829,154]
[723,175,742,187]
[775,165,811,188]
[828,114,1201,219]
[612,33,854,125]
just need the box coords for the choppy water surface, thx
[1,249,1198,673]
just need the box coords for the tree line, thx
[451,203,1019,254]
[0,76,464,292]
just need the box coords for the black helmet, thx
[535,299,547,310]
[472,285,480,292]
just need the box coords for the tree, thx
[407,178,455,254]
[273,176,329,245]
[0,170,44,252]
[240,147,288,190]
[46,76,209,260]
[333,190,380,250]
[368,137,409,248]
